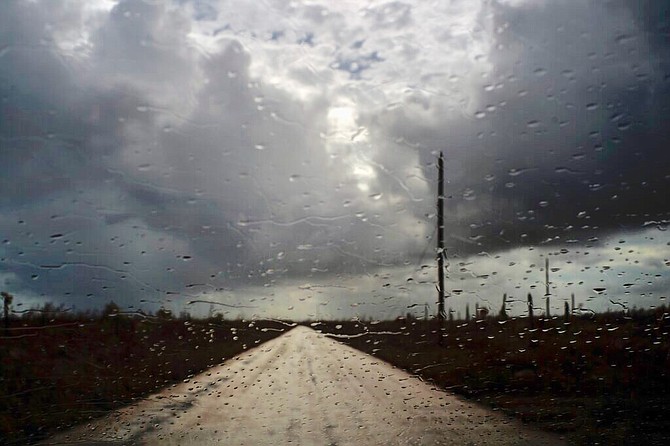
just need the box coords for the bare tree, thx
[2,291,14,335]
[156,307,173,320]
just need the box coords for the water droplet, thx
[463,189,476,201]
[615,34,634,45]
[508,168,528,177]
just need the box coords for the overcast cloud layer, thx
[1,0,669,319]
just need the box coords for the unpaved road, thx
[43,326,565,445]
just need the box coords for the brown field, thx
[315,308,670,445]
[0,310,289,445]
[2,304,668,445]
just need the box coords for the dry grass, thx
[0,314,288,445]
[3,306,668,445]
[315,308,670,445]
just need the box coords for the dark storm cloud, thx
[0,0,414,309]
[367,0,670,257]
[0,1,88,205]
[1,0,669,316]
[481,0,670,249]
[0,0,212,307]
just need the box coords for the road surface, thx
[42,326,565,445]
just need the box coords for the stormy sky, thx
[1,0,669,320]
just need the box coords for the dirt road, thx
[42,326,565,445]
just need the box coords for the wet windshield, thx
[1,1,669,444]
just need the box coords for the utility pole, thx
[545,257,550,318]
[437,152,446,345]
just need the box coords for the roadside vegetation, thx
[315,306,670,445]
[2,291,668,445]
[0,301,289,445]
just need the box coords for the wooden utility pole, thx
[437,152,446,344]
[545,257,550,318]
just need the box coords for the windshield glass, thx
[1,1,669,445]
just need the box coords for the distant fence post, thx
[499,293,508,320]
[527,292,534,329]
[545,258,550,318]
